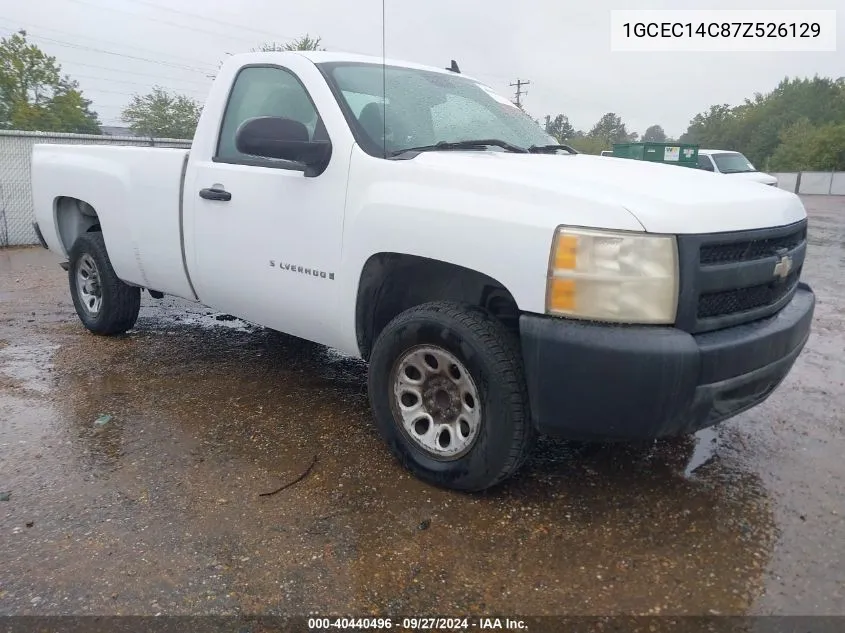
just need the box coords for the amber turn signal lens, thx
[553,234,578,270]
[548,278,576,312]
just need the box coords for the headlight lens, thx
[546,227,678,324]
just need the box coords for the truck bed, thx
[31,144,195,300]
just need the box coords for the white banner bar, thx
[610,10,837,52]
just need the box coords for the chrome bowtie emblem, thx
[773,254,793,280]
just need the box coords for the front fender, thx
[333,148,644,354]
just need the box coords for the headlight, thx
[546,227,678,324]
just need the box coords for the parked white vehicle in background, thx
[696,149,778,186]
[31,51,813,491]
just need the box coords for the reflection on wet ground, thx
[1,196,843,616]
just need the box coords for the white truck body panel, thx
[30,50,807,358]
[32,145,195,299]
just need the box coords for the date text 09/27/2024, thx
[307,617,527,630]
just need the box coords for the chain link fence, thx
[0,130,191,247]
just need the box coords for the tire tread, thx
[69,232,141,335]
[370,301,534,490]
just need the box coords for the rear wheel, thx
[68,232,140,335]
[367,301,534,491]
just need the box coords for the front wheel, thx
[68,232,141,335]
[367,302,534,491]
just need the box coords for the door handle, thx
[199,187,231,202]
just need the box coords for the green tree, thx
[543,114,575,142]
[642,124,667,142]
[567,132,607,155]
[679,104,738,148]
[254,34,325,52]
[121,87,201,138]
[0,30,100,133]
[769,119,845,171]
[680,76,845,168]
[588,112,634,147]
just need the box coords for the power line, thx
[74,75,209,96]
[72,85,204,99]
[0,26,215,81]
[126,0,301,43]
[0,29,215,73]
[0,17,217,71]
[65,0,261,45]
[125,0,383,56]
[509,78,530,109]
[59,60,212,85]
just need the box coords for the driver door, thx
[186,65,346,344]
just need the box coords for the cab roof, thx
[229,50,479,81]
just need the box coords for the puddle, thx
[0,342,58,394]
[139,310,256,333]
[684,427,722,477]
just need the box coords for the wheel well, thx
[355,253,520,360]
[55,197,100,254]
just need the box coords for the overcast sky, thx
[2,0,842,136]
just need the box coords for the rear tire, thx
[367,301,534,491]
[68,232,141,335]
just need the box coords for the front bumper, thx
[520,284,815,440]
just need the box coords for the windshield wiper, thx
[527,144,578,155]
[390,139,528,158]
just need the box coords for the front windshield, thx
[319,62,555,157]
[712,152,757,173]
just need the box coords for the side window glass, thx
[697,155,714,171]
[216,66,322,161]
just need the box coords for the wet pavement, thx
[0,196,843,617]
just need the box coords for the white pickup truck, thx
[31,51,814,491]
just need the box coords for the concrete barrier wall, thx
[768,171,845,195]
[798,172,834,195]
[0,130,191,247]
[772,173,798,192]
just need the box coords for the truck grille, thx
[699,225,806,265]
[698,267,802,319]
[675,219,807,333]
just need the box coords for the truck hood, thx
[409,151,805,234]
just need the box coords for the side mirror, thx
[235,116,331,176]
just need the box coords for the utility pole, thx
[510,78,530,109]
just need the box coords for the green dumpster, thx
[612,142,699,168]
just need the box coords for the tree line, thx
[541,75,845,170]
[541,112,670,155]
[2,29,843,170]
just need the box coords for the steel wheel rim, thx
[390,345,482,460]
[76,254,102,316]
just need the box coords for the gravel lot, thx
[1,195,843,618]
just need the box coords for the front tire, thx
[367,302,534,491]
[68,232,141,335]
